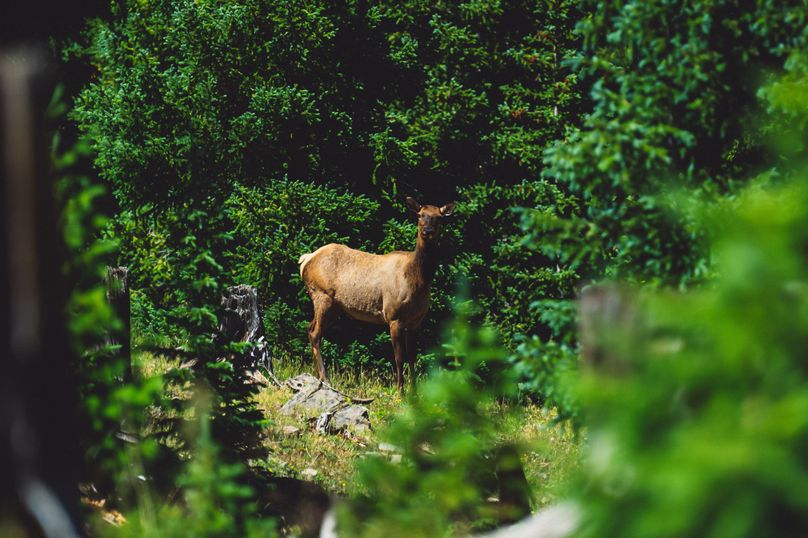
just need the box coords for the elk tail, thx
[298,252,315,279]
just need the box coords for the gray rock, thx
[315,411,334,434]
[281,375,372,434]
[378,442,401,454]
[281,376,345,419]
[301,468,319,480]
[327,405,370,434]
[285,373,320,393]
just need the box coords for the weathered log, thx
[104,266,131,380]
[218,285,263,348]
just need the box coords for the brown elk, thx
[298,197,456,390]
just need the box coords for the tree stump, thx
[217,284,275,378]
[104,266,130,380]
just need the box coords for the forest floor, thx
[256,361,581,509]
[139,350,581,511]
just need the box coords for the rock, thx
[280,376,344,419]
[315,411,334,434]
[285,373,320,393]
[280,375,372,435]
[327,405,370,434]
[281,425,301,437]
[301,468,319,480]
[418,442,435,455]
[471,502,580,538]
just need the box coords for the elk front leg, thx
[389,320,405,392]
[405,328,417,389]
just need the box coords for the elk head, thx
[406,197,456,242]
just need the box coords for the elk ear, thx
[439,202,456,217]
[405,196,421,213]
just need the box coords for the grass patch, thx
[254,360,403,494]
[134,349,581,508]
[257,360,581,506]
[518,406,581,508]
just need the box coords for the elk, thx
[298,197,456,390]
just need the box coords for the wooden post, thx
[105,266,131,380]
[0,46,82,537]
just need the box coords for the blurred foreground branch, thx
[1,46,82,537]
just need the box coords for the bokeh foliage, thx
[574,182,808,537]
[549,26,808,538]
[339,310,530,537]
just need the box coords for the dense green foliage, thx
[68,0,582,377]
[55,0,808,536]
[55,84,272,535]
[70,0,582,205]
[514,0,808,419]
[539,0,808,285]
[106,399,277,538]
[53,86,164,492]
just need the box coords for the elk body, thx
[298,197,456,390]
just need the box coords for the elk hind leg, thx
[308,293,338,382]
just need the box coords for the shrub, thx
[339,311,529,537]
[570,54,808,537]
[541,0,808,286]
[103,398,278,538]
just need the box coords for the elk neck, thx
[411,234,439,286]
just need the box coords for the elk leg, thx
[405,328,417,389]
[308,293,338,382]
[389,320,405,392]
